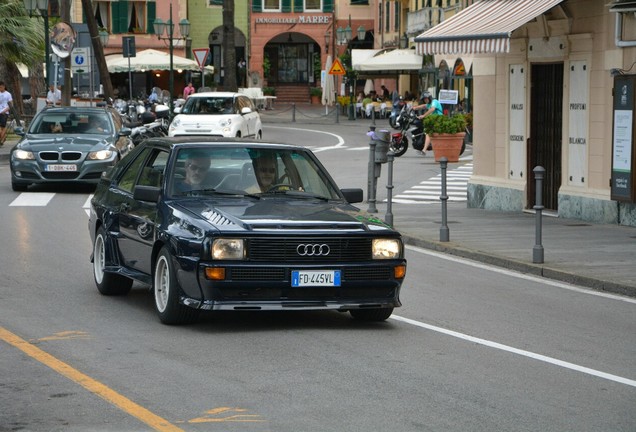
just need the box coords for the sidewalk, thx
[2,103,634,297]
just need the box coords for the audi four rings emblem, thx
[296,244,330,256]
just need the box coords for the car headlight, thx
[13,150,35,160]
[219,118,232,127]
[212,238,245,260]
[171,117,181,128]
[372,239,401,259]
[87,150,114,160]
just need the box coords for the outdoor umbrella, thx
[321,55,335,114]
[364,79,375,96]
[106,49,200,73]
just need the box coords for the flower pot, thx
[430,132,466,163]
[311,95,321,104]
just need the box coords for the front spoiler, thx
[180,297,401,311]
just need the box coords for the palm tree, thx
[0,0,46,116]
[222,0,237,91]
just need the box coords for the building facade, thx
[416,0,636,227]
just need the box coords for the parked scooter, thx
[389,107,426,157]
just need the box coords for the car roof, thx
[39,106,110,114]
[141,136,305,152]
[187,92,242,98]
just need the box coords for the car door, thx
[238,96,257,137]
[115,148,169,274]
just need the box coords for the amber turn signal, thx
[205,267,226,280]
[393,265,406,279]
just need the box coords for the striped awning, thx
[415,0,564,55]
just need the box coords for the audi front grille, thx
[247,238,372,262]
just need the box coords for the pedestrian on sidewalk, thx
[0,81,13,146]
[46,84,62,106]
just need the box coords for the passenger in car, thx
[173,151,211,194]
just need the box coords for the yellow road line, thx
[0,326,184,432]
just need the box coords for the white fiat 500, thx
[168,92,263,139]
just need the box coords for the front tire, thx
[390,137,408,157]
[350,307,394,322]
[154,246,199,325]
[93,227,133,295]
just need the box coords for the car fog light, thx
[205,267,226,280]
[212,238,245,260]
[372,239,401,259]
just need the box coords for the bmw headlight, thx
[372,239,401,259]
[13,150,35,160]
[87,150,114,160]
[212,238,245,260]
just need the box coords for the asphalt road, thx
[1,125,635,431]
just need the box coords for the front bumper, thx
[179,261,406,311]
[10,158,116,185]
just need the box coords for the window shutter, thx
[282,0,291,12]
[293,0,303,12]
[252,0,262,12]
[323,0,333,12]
[112,0,129,34]
[146,1,156,34]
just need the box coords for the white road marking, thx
[9,193,55,207]
[406,245,636,304]
[390,314,636,388]
[83,194,93,217]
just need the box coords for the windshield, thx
[28,111,112,135]
[180,96,236,115]
[170,147,342,200]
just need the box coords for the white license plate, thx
[46,164,77,172]
[291,270,341,287]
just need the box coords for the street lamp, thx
[324,31,330,54]
[337,19,366,120]
[23,0,51,86]
[153,3,190,114]
[98,29,109,46]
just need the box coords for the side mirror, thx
[15,126,25,136]
[240,107,252,115]
[174,107,182,114]
[133,185,160,203]
[118,127,132,137]
[341,188,363,204]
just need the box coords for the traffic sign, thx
[71,47,91,74]
[193,48,210,68]
[329,58,346,75]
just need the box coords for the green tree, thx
[0,0,46,115]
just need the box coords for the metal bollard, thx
[292,103,296,123]
[367,140,378,213]
[371,109,376,127]
[336,102,339,123]
[439,157,450,242]
[385,151,395,227]
[533,166,545,263]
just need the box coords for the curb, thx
[402,235,636,298]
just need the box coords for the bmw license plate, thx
[46,164,77,172]
[291,270,341,287]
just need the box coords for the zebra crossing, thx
[392,163,473,204]
[8,193,93,216]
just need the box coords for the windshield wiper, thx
[263,189,331,201]
[184,188,261,199]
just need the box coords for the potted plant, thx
[423,113,467,162]
[263,87,276,96]
[310,87,322,104]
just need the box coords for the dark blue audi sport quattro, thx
[88,137,407,325]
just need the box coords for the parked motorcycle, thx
[389,108,426,157]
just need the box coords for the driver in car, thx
[246,152,277,193]
[173,151,211,194]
